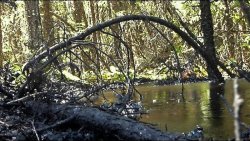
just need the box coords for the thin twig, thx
[219,94,250,130]
[147,21,182,80]
[37,114,76,133]
[219,94,234,117]
[233,78,244,140]
[0,120,10,127]
[7,92,48,104]
[30,119,40,141]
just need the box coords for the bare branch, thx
[233,78,244,140]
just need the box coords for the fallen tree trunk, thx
[63,107,185,140]
[29,102,188,140]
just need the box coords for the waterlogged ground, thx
[98,79,250,140]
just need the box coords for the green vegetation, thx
[0,1,249,83]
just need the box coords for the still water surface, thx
[99,79,250,140]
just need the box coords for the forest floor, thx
[1,76,248,141]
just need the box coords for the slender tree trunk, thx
[200,0,223,81]
[24,0,43,51]
[112,1,123,65]
[90,1,101,79]
[224,1,235,58]
[0,3,3,68]
[73,1,90,71]
[10,15,18,63]
[107,1,112,18]
[82,2,89,28]
[90,1,97,45]
[41,1,54,46]
[72,1,83,24]
[94,3,108,71]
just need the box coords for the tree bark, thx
[24,0,43,51]
[224,1,235,58]
[41,1,55,46]
[200,1,223,81]
[0,3,3,68]
[34,102,186,140]
[239,0,250,26]
[89,1,102,77]
[72,1,83,24]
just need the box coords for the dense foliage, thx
[0,1,249,82]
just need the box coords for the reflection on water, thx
[97,79,250,140]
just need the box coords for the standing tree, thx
[0,3,3,68]
[24,0,43,51]
[41,1,54,47]
[200,0,223,81]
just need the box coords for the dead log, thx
[37,104,187,140]
[58,107,187,140]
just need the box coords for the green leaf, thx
[174,46,182,55]
[234,1,240,7]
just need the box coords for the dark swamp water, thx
[97,79,250,140]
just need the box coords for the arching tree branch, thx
[24,15,224,83]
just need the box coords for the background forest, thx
[0,1,249,82]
